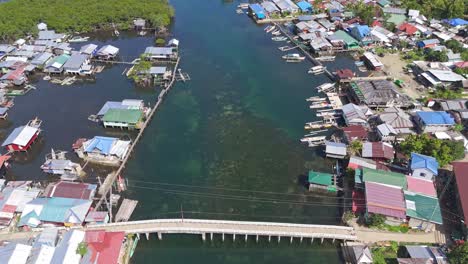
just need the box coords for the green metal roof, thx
[387,14,407,26]
[102,108,143,124]
[361,167,407,189]
[333,30,359,47]
[405,192,442,224]
[52,54,70,64]
[308,171,333,186]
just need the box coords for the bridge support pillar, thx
[245,234,248,242]
[256,235,259,243]
[202,233,206,242]
[136,233,140,240]
[290,237,293,244]
[222,233,225,242]
[332,238,335,244]
[145,233,150,240]
[311,238,314,244]
[300,237,303,243]
[321,238,324,244]
[157,232,162,240]
[268,236,271,242]
[278,236,281,243]
[210,233,213,241]
[233,234,236,241]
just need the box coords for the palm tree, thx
[349,140,363,156]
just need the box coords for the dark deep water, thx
[2,0,363,263]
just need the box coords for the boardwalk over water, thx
[85,219,357,242]
[0,218,444,244]
[95,57,181,211]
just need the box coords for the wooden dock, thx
[115,199,139,222]
[95,57,181,213]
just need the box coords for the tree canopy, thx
[399,134,465,166]
[0,0,174,39]
[401,0,467,19]
[448,243,468,264]
[347,1,379,25]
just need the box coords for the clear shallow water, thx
[2,0,361,262]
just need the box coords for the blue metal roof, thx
[84,136,117,155]
[416,111,455,125]
[350,25,370,40]
[97,101,126,116]
[447,18,468,27]
[296,1,312,12]
[249,4,266,19]
[411,153,439,175]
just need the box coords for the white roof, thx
[110,140,131,159]
[28,245,55,264]
[2,125,39,147]
[121,99,143,108]
[428,69,465,82]
[51,230,85,264]
[0,243,32,264]
[97,45,119,56]
[434,131,451,140]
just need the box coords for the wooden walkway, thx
[114,199,139,222]
[95,57,181,211]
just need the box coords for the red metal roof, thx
[342,125,368,141]
[45,181,94,200]
[363,142,394,160]
[454,61,468,68]
[372,20,383,27]
[406,176,437,197]
[336,69,354,79]
[1,204,16,213]
[365,181,406,219]
[453,162,468,225]
[85,230,106,243]
[86,231,125,264]
[399,23,418,35]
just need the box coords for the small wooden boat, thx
[272,30,282,36]
[310,102,333,109]
[272,36,287,41]
[316,56,336,61]
[266,26,276,33]
[69,36,90,43]
[306,96,327,102]
[28,117,42,128]
[282,53,305,62]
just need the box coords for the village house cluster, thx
[0,180,132,263]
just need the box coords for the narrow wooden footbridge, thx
[85,219,357,243]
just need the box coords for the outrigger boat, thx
[316,56,336,62]
[316,82,335,92]
[69,36,90,43]
[282,53,305,62]
[28,117,42,128]
[272,36,288,41]
[309,102,333,109]
[304,121,334,130]
[271,30,282,36]
[306,96,327,102]
[265,25,276,33]
[308,65,325,74]
[316,110,341,118]
[300,136,326,147]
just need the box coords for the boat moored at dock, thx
[282,53,305,62]
[316,82,335,92]
[308,65,326,75]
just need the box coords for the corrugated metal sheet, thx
[406,176,436,197]
[365,181,406,219]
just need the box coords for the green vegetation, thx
[76,242,88,257]
[403,49,448,62]
[448,243,468,264]
[343,210,355,222]
[0,0,174,39]
[367,214,410,233]
[431,87,463,99]
[367,214,386,227]
[129,55,152,83]
[347,1,378,25]
[155,38,166,46]
[372,242,399,264]
[399,134,465,166]
[349,140,363,156]
[454,67,468,75]
[401,0,466,19]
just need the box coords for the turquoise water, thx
[125,0,358,263]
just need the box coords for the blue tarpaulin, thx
[296,1,313,12]
[249,4,266,19]
[447,18,468,27]
[350,25,370,40]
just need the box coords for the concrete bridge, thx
[85,218,357,243]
